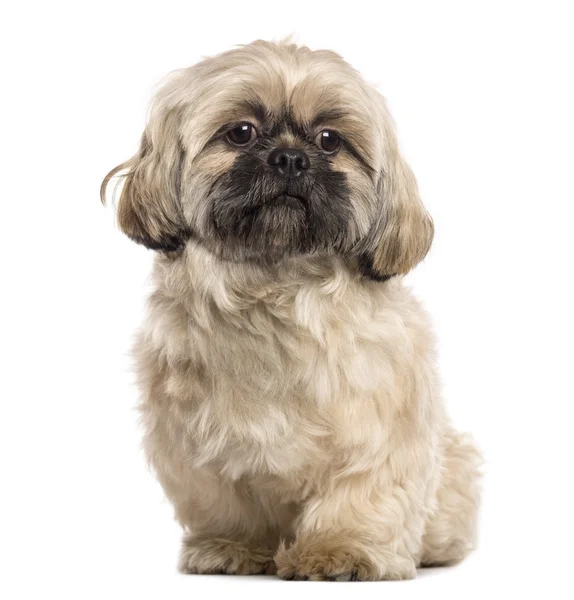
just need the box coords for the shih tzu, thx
[102,40,481,581]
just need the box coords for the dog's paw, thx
[178,536,276,575]
[274,535,416,581]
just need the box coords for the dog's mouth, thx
[271,194,308,208]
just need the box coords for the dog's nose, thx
[267,148,310,177]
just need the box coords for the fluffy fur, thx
[102,40,481,581]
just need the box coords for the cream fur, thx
[104,40,481,581]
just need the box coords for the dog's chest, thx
[146,275,416,479]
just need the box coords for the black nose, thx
[267,148,310,176]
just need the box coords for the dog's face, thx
[102,41,433,279]
[205,108,354,263]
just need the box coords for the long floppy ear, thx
[100,112,189,252]
[359,154,434,281]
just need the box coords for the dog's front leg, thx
[274,471,430,581]
[172,470,279,575]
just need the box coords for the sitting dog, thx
[102,40,481,581]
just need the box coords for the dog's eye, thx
[315,130,342,154]
[226,123,257,146]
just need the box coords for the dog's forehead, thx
[191,44,366,119]
[236,55,364,120]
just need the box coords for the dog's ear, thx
[100,111,189,252]
[359,153,434,281]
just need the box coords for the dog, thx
[101,40,481,581]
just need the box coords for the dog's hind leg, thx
[419,429,482,567]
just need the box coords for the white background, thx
[2,1,573,598]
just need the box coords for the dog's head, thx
[101,40,433,279]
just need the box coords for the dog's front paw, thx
[179,536,276,575]
[275,534,416,581]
